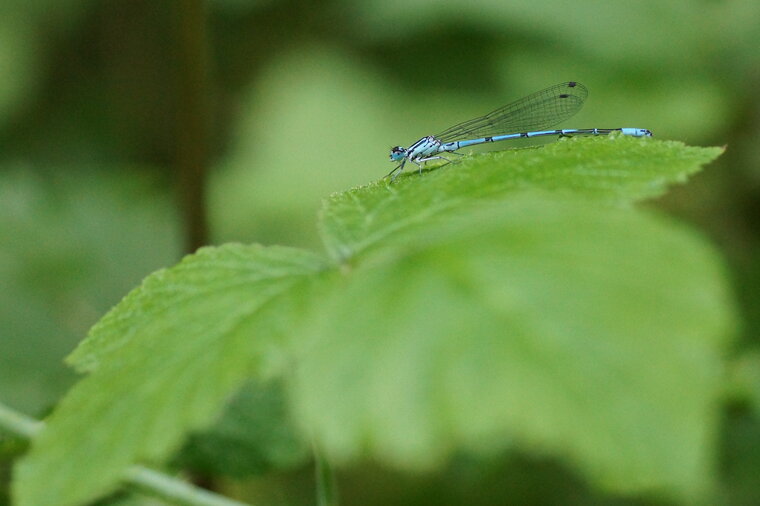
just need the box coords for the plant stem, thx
[125,466,251,506]
[0,402,42,439]
[314,444,338,506]
[0,401,252,506]
[175,0,211,252]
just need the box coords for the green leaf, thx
[14,244,329,506]
[319,137,723,262]
[293,195,735,501]
[175,379,309,477]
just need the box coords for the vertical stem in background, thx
[314,445,339,506]
[175,0,210,252]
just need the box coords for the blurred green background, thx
[1,0,759,504]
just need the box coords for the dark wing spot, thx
[559,94,569,98]
[568,81,577,87]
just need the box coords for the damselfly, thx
[388,82,651,180]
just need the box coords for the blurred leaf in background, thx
[210,47,398,248]
[175,379,309,477]
[0,169,180,415]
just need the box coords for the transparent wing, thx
[436,82,588,142]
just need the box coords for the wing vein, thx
[436,82,588,142]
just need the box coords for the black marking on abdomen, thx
[484,136,493,142]
[521,132,529,138]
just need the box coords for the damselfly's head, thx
[389,146,407,162]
